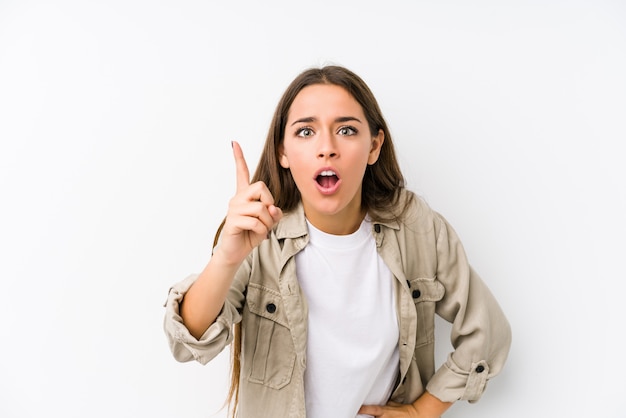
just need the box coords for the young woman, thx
[163,65,511,418]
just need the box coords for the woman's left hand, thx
[358,401,420,418]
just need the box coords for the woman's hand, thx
[215,141,283,266]
[360,392,452,418]
[358,401,420,418]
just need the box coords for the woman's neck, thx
[303,205,367,235]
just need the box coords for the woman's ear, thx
[367,129,385,165]
[278,144,290,168]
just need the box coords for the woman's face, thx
[279,83,384,235]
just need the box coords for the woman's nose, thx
[317,130,338,158]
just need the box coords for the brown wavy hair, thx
[221,65,412,416]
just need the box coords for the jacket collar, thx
[274,197,403,240]
[275,202,308,240]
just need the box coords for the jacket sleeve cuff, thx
[163,274,237,365]
[425,358,490,403]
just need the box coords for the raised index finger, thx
[232,141,250,192]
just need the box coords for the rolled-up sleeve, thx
[426,214,512,403]
[163,270,245,365]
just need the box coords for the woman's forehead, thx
[287,84,365,122]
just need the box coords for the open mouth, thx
[316,170,339,189]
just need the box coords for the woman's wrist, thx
[412,391,453,418]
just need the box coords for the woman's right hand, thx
[215,141,283,266]
[180,141,282,339]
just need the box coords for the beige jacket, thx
[163,190,511,417]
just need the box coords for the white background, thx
[1,1,625,417]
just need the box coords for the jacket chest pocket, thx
[408,277,445,348]
[244,283,296,390]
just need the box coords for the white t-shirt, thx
[295,218,400,418]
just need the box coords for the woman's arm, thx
[180,141,282,339]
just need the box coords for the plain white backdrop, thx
[1,1,625,417]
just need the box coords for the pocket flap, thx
[408,277,445,302]
[246,283,289,328]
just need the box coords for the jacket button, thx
[374,224,381,233]
[266,303,277,314]
[475,365,485,373]
[412,290,421,299]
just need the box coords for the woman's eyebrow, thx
[291,117,316,126]
[290,116,363,126]
[335,116,362,124]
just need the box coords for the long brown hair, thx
[223,65,411,415]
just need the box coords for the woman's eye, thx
[338,126,357,136]
[296,127,314,137]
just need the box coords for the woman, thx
[164,65,511,417]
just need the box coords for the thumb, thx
[268,204,283,223]
[358,405,382,416]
